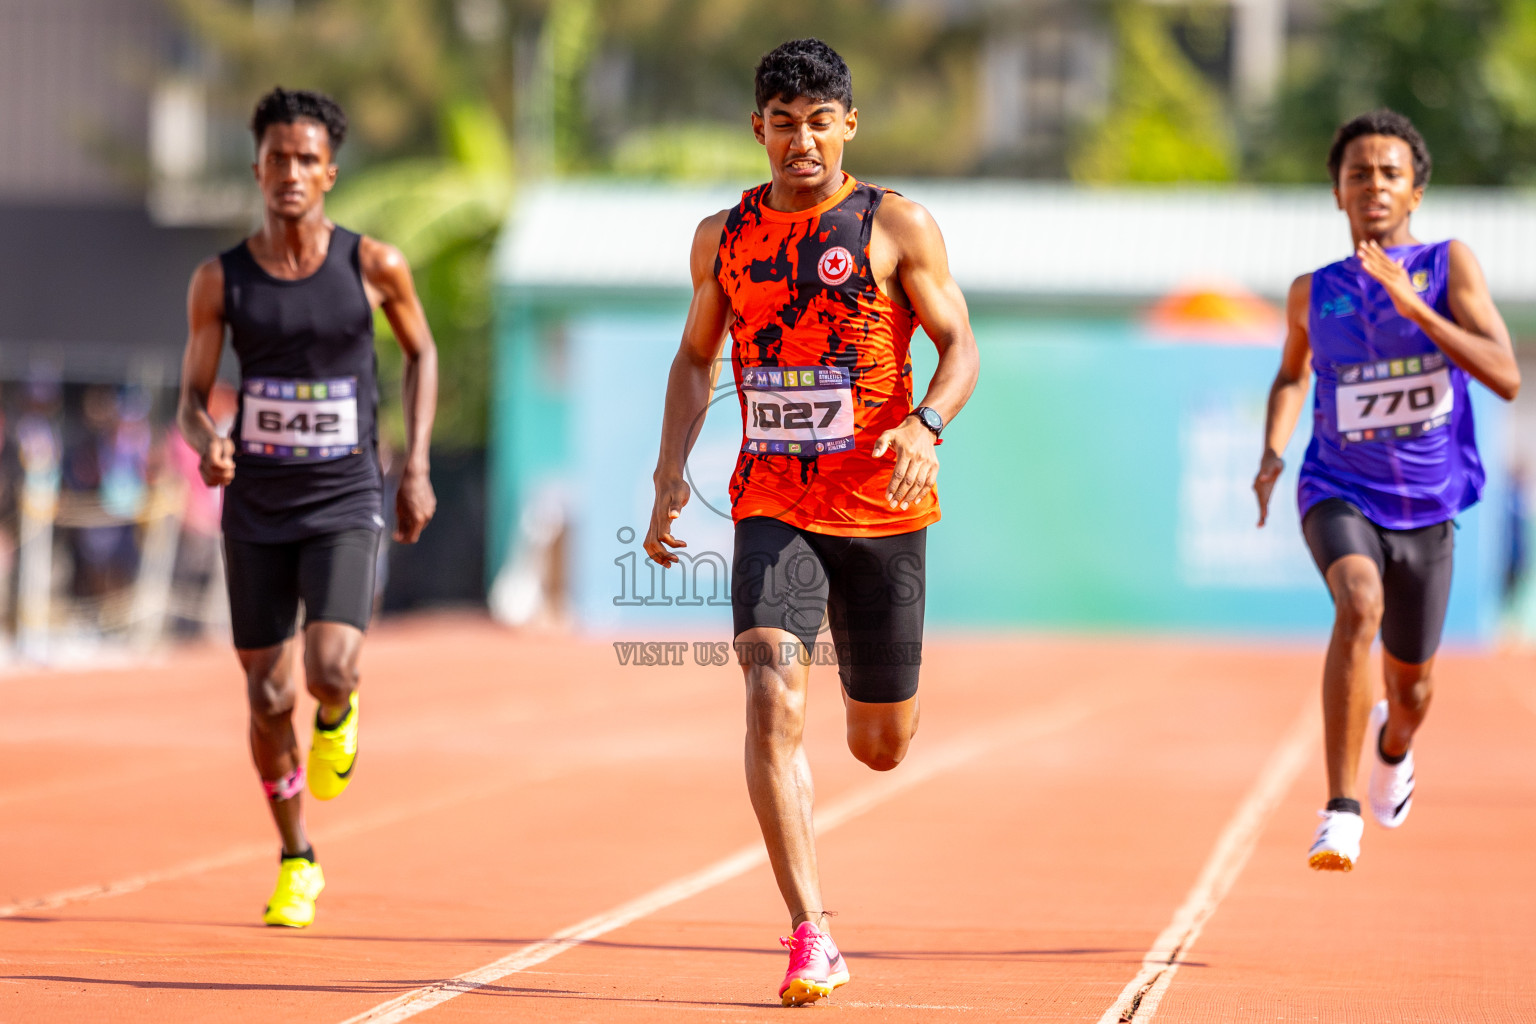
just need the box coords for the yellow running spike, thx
[263,857,325,928]
[308,692,359,801]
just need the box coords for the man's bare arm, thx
[176,258,236,487]
[361,237,438,544]
[883,195,979,425]
[644,211,731,567]
[871,195,980,509]
[1440,241,1519,398]
[1357,239,1519,400]
[1254,274,1313,527]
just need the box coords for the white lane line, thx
[0,778,522,919]
[336,696,1099,1024]
[0,764,183,810]
[0,840,275,918]
[1096,694,1319,1024]
[838,1001,986,1011]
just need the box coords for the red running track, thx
[2,615,1534,1022]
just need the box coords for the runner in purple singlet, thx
[1253,110,1520,872]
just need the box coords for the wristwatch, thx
[910,406,944,438]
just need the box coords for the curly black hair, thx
[250,87,348,156]
[754,38,852,113]
[1326,109,1431,187]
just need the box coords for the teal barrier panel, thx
[926,317,1507,640]
[568,312,739,636]
[505,307,1508,644]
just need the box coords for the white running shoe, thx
[1367,699,1415,829]
[1307,810,1363,871]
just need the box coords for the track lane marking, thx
[0,840,273,919]
[0,764,184,810]
[0,777,532,919]
[335,696,1100,1024]
[1097,694,1318,1024]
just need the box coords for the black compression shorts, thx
[1302,497,1454,665]
[731,515,925,704]
[223,528,380,650]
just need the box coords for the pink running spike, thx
[262,765,305,801]
[778,921,850,1006]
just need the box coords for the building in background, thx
[8,0,1536,652]
[904,0,1312,177]
[0,1,243,662]
[0,0,241,385]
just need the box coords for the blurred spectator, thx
[63,386,148,599]
[167,381,234,638]
[0,406,21,637]
[1505,461,1529,606]
[14,379,62,654]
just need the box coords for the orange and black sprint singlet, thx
[715,172,938,537]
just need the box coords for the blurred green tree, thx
[326,103,513,452]
[588,0,984,178]
[168,0,523,160]
[168,0,523,450]
[548,0,600,172]
[1070,2,1236,183]
[166,0,1001,448]
[1256,0,1536,185]
[609,124,764,181]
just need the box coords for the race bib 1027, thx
[740,366,856,456]
[241,376,360,458]
[1335,352,1454,443]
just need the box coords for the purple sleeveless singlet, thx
[1298,240,1484,531]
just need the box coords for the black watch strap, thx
[911,406,944,438]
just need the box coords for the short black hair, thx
[754,38,852,113]
[251,87,348,156]
[1326,109,1431,187]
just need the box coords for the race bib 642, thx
[241,376,360,458]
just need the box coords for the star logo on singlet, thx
[817,246,854,287]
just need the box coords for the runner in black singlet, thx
[176,88,438,928]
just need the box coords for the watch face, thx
[918,408,943,435]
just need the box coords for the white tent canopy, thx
[497,181,1536,302]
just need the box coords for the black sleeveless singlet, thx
[219,225,383,543]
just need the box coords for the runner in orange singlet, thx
[644,39,979,1006]
[720,170,935,534]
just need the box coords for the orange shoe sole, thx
[1308,850,1354,872]
[779,971,848,1006]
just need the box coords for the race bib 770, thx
[241,376,360,459]
[740,366,855,456]
[1335,353,1454,443]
